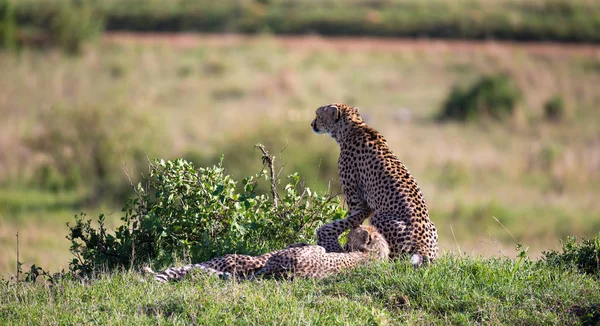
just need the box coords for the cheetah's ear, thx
[365,231,372,245]
[356,228,370,245]
[325,105,341,121]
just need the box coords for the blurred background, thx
[1,0,599,275]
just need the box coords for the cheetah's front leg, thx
[317,205,372,252]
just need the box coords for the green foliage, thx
[9,0,600,43]
[67,157,345,277]
[438,74,522,122]
[544,94,566,122]
[10,0,103,54]
[25,105,160,202]
[46,0,104,54]
[0,0,17,50]
[543,233,600,277]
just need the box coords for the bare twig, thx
[296,185,308,206]
[275,142,289,180]
[15,232,19,282]
[255,144,279,207]
[276,162,287,180]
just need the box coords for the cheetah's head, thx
[344,225,390,261]
[311,103,363,137]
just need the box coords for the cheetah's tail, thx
[142,264,232,283]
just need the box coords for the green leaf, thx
[213,184,225,196]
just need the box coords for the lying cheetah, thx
[256,225,389,279]
[145,225,388,282]
[311,103,438,267]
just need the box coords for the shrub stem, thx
[256,144,279,207]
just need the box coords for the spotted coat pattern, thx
[311,103,438,266]
[146,225,389,282]
[256,225,389,279]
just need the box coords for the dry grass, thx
[0,218,70,276]
[1,34,599,275]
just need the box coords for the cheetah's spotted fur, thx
[311,103,438,266]
[146,225,389,282]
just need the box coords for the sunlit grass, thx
[2,255,599,324]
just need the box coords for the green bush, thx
[48,0,104,54]
[438,74,522,122]
[0,0,17,50]
[67,157,345,277]
[542,234,600,277]
[544,94,566,122]
[12,0,103,54]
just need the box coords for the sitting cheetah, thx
[145,225,388,282]
[311,103,438,267]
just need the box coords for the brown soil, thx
[104,32,600,58]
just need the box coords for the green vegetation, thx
[0,0,17,50]
[2,0,103,53]
[25,105,160,202]
[543,234,600,277]
[438,74,522,122]
[1,2,599,320]
[7,0,600,46]
[3,152,600,324]
[0,41,598,324]
[2,255,600,324]
[544,94,567,122]
[68,157,344,276]
[1,35,599,274]
[43,0,104,54]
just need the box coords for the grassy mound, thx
[2,255,599,324]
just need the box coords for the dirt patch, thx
[104,32,600,58]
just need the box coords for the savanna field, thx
[1,0,600,324]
